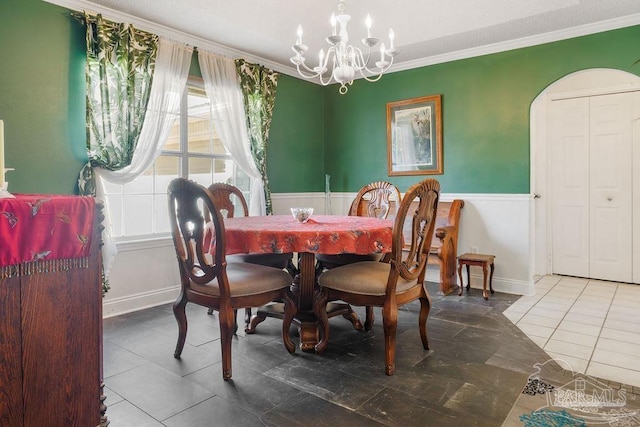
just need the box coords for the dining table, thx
[223,214,394,350]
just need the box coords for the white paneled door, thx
[589,93,633,281]
[550,92,636,283]
[550,97,590,277]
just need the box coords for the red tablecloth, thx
[221,214,394,256]
[0,194,96,268]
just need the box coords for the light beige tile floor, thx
[503,275,640,388]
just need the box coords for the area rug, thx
[502,358,640,426]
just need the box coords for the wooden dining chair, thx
[313,178,440,376]
[316,181,401,268]
[167,178,297,380]
[206,183,295,323]
[208,183,294,271]
[315,180,401,329]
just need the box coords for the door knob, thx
[533,193,541,199]
[607,197,612,201]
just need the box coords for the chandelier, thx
[290,0,398,94]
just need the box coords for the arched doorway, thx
[531,68,640,282]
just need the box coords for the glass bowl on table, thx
[291,207,313,223]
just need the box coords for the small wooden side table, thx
[457,253,495,300]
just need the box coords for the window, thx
[104,79,249,240]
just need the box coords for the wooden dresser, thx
[0,195,107,426]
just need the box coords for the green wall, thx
[324,25,640,193]
[1,0,639,196]
[268,75,325,192]
[0,0,324,195]
[0,0,86,194]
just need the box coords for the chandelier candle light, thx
[291,0,398,94]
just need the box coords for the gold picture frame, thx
[387,94,443,176]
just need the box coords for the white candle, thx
[380,43,385,61]
[331,14,337,36]
[366,15,372,38]
[0,119,4,184]
[296,25,303,45]
[389,28,395,49]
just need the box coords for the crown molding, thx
[388,13,640,74]
[41,0,301,78]
[42,0,640,83]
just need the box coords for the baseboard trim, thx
[425,269,534,296]
[103,286,180,318]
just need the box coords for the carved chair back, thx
[349,181,401,219]
[207,182,249,219]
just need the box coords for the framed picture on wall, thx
[386,94,443,176]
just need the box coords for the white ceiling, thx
[51,0,640,77]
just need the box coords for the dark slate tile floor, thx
[102,283,553,426]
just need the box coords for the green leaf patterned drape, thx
[78,14,158,196]
[235,59,278,215]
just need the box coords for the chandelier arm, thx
[323,46,337,70]
[350,46,387,76]
[349,46,368,71]
[295,63,325,80]
[317,73,334,86]
[360,73,385,83]
[317,50,337,86]
[302,47,337,82]
[361,57,394,75]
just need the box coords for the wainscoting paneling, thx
[104,192,534,318]
[102,241,179,318]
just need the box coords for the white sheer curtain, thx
[198,50,266,216]
[97,37,193,275]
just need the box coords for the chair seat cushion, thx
[190,262,293,297]
[318,261,418,296]
[228,252,293,269]
[316,252,383,268]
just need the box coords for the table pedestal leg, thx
[290,252,318,351]
[247,252,364,351]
